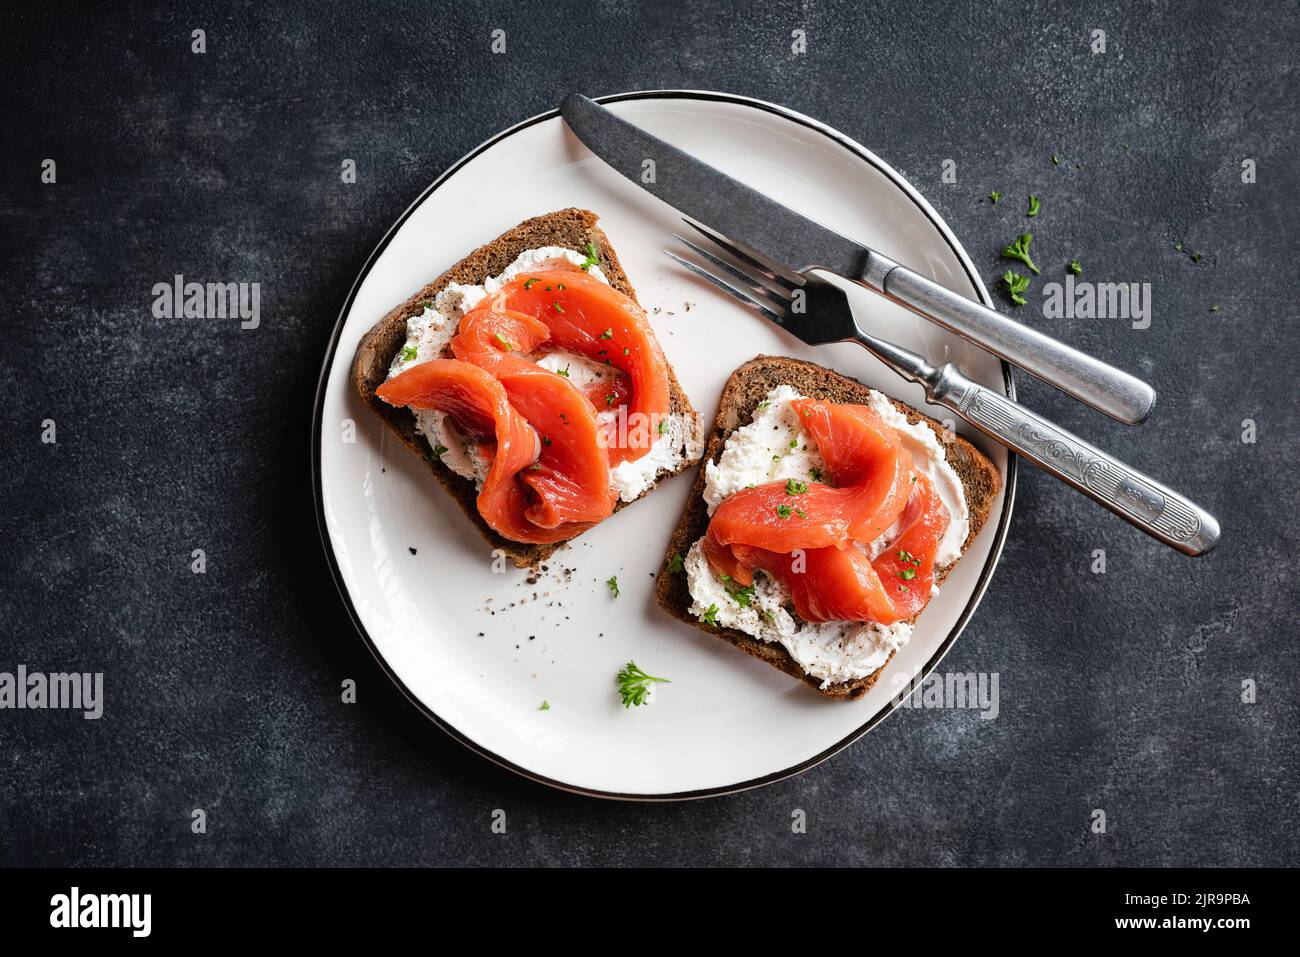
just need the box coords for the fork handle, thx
[859,335,1220,555]
[857,255,1157,425]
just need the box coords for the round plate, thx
[312,91,1017,799]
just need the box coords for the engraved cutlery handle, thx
[927,364,1220,555]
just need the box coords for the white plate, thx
[312,91,1016,799]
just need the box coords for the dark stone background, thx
[1,1,1295,866]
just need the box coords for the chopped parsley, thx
[580,241,600,271]
[1000,233,1040,275]
[605,575,620,598]
[605,394,616,406]
[899,567,917,581]
[701,604,720,627]
[599,328,614,339]
[776,504,794,519]
[1001,270,1030,306]
[666,552,684,574]
[1069,259,1082,275]
[809,467,823,483]
[756,400,771,410]
[524,278,540,290]
[1051,154,1060,165]
[616,661,669,708]
[553,301,564,313]
[657,419,668,435]
[430,444,448,459]
[539,700,550,711]
[720,574,756,608]
[1027,194,1040,217]
[493,332,514,350]
[785,478,808,495]
[623,347,630,356]
[557,365,570,377]
[989,190,1002,203]
[399,345,418,362]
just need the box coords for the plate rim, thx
[310,89,1019,802]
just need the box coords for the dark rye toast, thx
[351,208,699,568]
[655,356,1002,700]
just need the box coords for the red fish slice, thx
[473,268,671,464]
[702,398,949,625]
[376,359,600,544]
[450,307,615,528]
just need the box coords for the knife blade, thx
[560,93,1159,426]
[560,93,869,283]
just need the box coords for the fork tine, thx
[680,218,804,287]
[672,234,793,301]
[663,251,786,324]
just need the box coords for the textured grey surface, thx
[1,1,1296,866]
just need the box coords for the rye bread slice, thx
[351,208,698,568]
[655,356,1002,700]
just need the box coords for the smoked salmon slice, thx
[467,268,671,465]
[376,359,602,544]
[450,306,615,528]
[701,398,950,626]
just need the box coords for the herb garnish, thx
[524,278,540,290]
[1000,233,1040,275]
[785,479,808,495]
[701,604,720,627]
[539,700,550,711]
[557,365,570,377]
[494,332,514,350]
[400,345,418,362]
[666,552,684,574]
[616,661,669,708]
[989,191,1002,203]
[809,467,823,483]
[605,575,620,597]
[1001,270,1030,306]
[580,241,600,271]
[1069,259,1082,275]
[599,328,614,339]
[776,504,794,519]
[431,444,448,458]
[1027,194,1040,217]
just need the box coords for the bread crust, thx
[654,356,1003,700]
[350,208,698,568]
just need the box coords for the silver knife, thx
[560,93,1157,426]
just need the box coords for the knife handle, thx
[858,255,1157,425]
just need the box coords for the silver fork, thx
[666,229,1220,557]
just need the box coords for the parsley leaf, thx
[1001,270,1031,306]
[605,575,620,598]
[1000,233,1040,275]
[1027,194,1040,217]
[989,190,1002,203]
[580,241,600,271]
[701,604,720,627]
[399,345,418,362]
[666,552,684,574]
[616,661,669,708]
[785,478,808,496]
[1069,259,1082,275]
